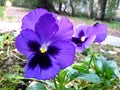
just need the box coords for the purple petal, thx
[76,44,85,52]
[49,41,75,69]
[78,30,84,38]
[35,13,59,43]
[15,30,40,58]
[21,8,48,30]
[73,35,96,52]
[73,25,96,52]
[74,35,96,52]
[83,27,96,48]
[24,60,60,80]
[51,17,74,41]
[85,35,96,48]
[74,24,89,37]
[93,24,107,42]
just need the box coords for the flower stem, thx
[53,78,58,90]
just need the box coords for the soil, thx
[108,28,120,37]
[4,6,29,22]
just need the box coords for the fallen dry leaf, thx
[108,50,118,55]
[114,48,120,53]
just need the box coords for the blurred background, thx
[0,0,120,37]
[0,0,120,21]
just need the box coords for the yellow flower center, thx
[40,48,46,53]
[40,45,47,53]
[81,36,86,42]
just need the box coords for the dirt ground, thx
[4,6,29,22]
[108,29,120,37]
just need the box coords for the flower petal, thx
[51,17,74,41]
[73,24,96,52]
[93,24,107,42]
[24,60,60,80]
[48,41,75,69]
[76,44,85,52]
[73,24,89,37]
[28,52,52,69]
[85,35,96,48]
[35,13,59,43]
[21,8,48,30]
[15,30,40,58]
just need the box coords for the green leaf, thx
[95,56,107,70]
[77,73,102,83]
[0,35,4,48]
[26,81,47,90]
[5,73,24,79]
[56,67,79,87]
[95,57,103,71]
[95,55,120,79]
[107,60,120,78]
[45,80,54,89]
[66,67,79,82]
[62,87,76,90]
[72,63,89,73]
[95,56,114,79]
[57,69,68,85]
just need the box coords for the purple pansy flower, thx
[92,23,107,42]
[72,23,107,52]
[16,8,75,80]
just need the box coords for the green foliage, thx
[94,56,120,86]
[77,73,102,83]
[0,6,5,19]
[0,0,5,6]
[26,81,47,90]
[12,0,38,9]
[72,62,89,74]
[0,33,15,55]
[0,73,24,90]
[52,51,120,89]
[105,20,120,30]
[0,33,8,49]
[105,0,118,20]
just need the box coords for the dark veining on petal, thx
[72,37,82,46]
[79,30,84,38]
[28,41,40,52]
[72,31,88,46]
[28,52,52,69]
[72,36,88,46]
[47,46,60,55]
[84,37,88,42]
[72,37,80,44]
